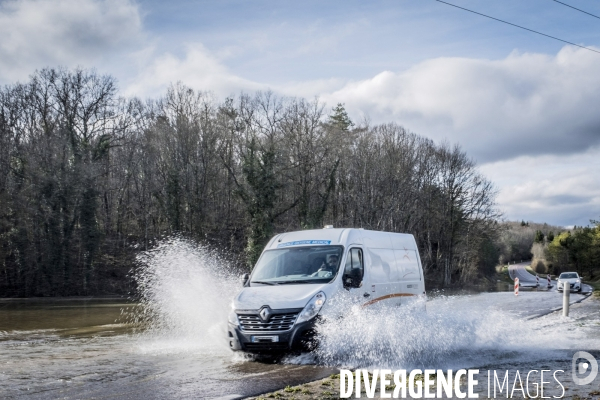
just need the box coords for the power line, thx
[433,0,600,55]
[551,0,600,20]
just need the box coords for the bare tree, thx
[0,69,503,296]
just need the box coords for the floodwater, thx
[1,239,599,399]
[0,298,334,399]
[2,293,599,399]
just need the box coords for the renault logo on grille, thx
[259,306,272,322]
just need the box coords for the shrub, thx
[532,258,548,274]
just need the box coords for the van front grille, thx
[237,312,299,332]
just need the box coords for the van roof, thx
[265,228,417,251]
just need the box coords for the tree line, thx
[530,222,600,279]
[0,68,500,297]
[495,221,561,266]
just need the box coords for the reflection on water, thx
[0,298,137,333]
[426,281,516,298]
[0,298,334,399]
[0,239,338,400]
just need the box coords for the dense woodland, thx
[493,219,600,279]
[496,221,562,266]
[1,68,507,296]
[530,222,600,278]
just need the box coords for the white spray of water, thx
[132,240,600,368]
[312,293,600,370]
[133,238,239,355]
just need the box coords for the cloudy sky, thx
[1,0,599,227]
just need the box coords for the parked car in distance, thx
[557,272,582,293]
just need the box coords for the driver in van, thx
[316,254,339,274]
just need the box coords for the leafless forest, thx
[0,68,502,296]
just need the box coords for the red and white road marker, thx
[514,277,519,296]
[547,274,552,288]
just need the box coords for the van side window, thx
[343,248,364,289]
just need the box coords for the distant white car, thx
[557,272,582,293]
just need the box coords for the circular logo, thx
[572,351,598,386]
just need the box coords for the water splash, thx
[130,238,599,368]
[132,237,239,355]
[312,293,600,370]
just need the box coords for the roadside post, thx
[563,285,570,316]
[536,274,539,286]
[547,274,552,288]
[514,277,519,296]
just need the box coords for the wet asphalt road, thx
[508,261,593,294]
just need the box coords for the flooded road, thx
[2,292,600,399]
[2,240,599,399]
[0,299,335,399]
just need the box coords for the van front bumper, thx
[227,318,318,353]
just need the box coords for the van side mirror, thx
[343,270,362,289]
[343,277,354,289]
[241,273,249,286]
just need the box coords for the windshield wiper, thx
[277,280,316,284]
[251,280,278,285]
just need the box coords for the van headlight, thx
[296,292,326,324]
[228,310,239,326]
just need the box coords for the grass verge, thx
[248,373,341,400]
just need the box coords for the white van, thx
[227,227,426,353]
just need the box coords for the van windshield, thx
[250,246,344,285]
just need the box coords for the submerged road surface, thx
[508,261,593,294]
[0,299,335,400]
[508,261,556,288]
[1,289,597,399]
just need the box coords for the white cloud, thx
[123,43,263,99]
[0,0,143,83]
[1,0,595,226]
[479,147,600,226]
[318,46,600,163]
[120,43,600,225]
[2,1,598,167]
[123,41,351,101]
